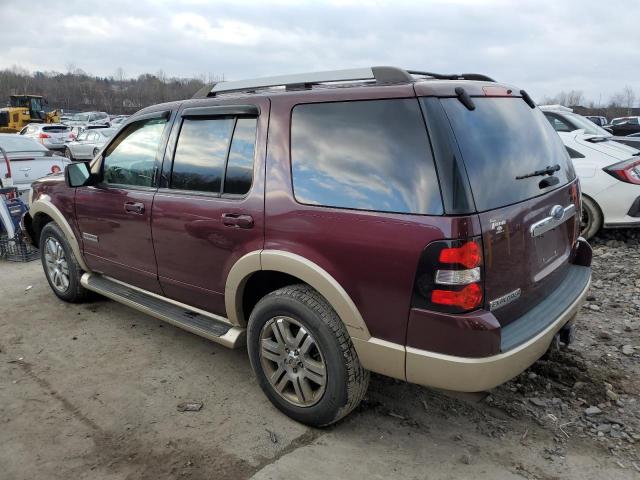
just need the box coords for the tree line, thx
[539,86,639,119]
[0,66,220,115]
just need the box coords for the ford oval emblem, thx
[550,205,564,220]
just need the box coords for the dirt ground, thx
[1,232,638,480]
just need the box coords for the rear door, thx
[436,95,580,325]
[151,99,268,315]
[75,110,173,293]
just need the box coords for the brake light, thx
[51,165,61,174]
[38,133,51,139]
[432,283,483,310]
[604,158,640,185]
[412,237,484,313]
[439,241,481,269]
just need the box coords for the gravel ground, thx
[0,230,638,479]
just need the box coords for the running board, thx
[80,273,245,348]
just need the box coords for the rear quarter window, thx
[290,99,443,215]
[438,98,575,212]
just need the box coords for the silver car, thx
[64,111,110,128]
[18,123,72,151]
[64,128,117,160]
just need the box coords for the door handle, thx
[124,201,145,214]
[221,213,254,229]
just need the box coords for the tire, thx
[580,196,603,240]
[64,147,74,161]
[40,222,89,303]
[247,284,369,427]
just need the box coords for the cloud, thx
[0,0,638,102]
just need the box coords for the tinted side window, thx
[103,118,167,187]
[224,118,256,195]
[291,99,443,215]
[171,118,234,193]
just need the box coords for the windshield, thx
[71,114,90,122]
[437,97,574,212]
[565,113,611,136]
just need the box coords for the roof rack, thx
[204,66,495,97]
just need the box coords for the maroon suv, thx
[24,67,592,426]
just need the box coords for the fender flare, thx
[29,195,89,271]
[225,250,371,341]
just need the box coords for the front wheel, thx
[247,284,369,427]
[580,196,603,240]
[40,222,89,302]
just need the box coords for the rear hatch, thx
[41,125,71,146]
[435,94,580,326]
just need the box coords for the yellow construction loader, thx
[0,95,61,133]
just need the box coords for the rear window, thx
[438,98,574,212]
[0,135,48,153]
[291,99,443,215]
[43,126,70,133]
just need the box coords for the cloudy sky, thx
[0,0,638,103]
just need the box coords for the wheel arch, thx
[226,250,371,341]
[29,195,89,271]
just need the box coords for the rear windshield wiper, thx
[516,164,560,180]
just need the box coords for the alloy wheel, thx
[44,237,70,292]
[259,316,327,407]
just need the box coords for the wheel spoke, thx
[292,376,308,404]
[292,326,308,349]
[302,358,326,386]
[299,335,314,355]
[271,320,286,345]
[261,340,282,363]
[273,369,289,393]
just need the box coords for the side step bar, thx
[81,273,245,348]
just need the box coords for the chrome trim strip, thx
[82,232,98,243]
[530,204,576,237]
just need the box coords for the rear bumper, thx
[405,271,590,392]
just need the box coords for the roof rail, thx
[207,66,495,96]
[208,66,413,96]
[407,71,496,82]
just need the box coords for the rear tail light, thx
[38,133,51,139]
[50,165,61,174]
[604,158,640,185]
[412,238,484,313]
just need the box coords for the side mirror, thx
[65,161,94,188]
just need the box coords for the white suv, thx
[541,106,640,238]
[18,123,72,152]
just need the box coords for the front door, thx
[75,111,172,293]
[151,99,268,315]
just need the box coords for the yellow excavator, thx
[0,95,61,133]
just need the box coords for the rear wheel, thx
[247,284,369,427]
[580,196,603,240]
[40,222,89,302]
[64,147,74,161]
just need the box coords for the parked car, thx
[18,123,72,152]
[612,132,640,149]
[607,116,640,136]
[109,115,129,128]
[64,128,117,160]
[24,67,592,426]
[585,115,607,127]
[541,106,640,238]
[63,111,110,128]
[0,134,69,197]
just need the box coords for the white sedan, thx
[63,128,117,160]
[541,106,640,238]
